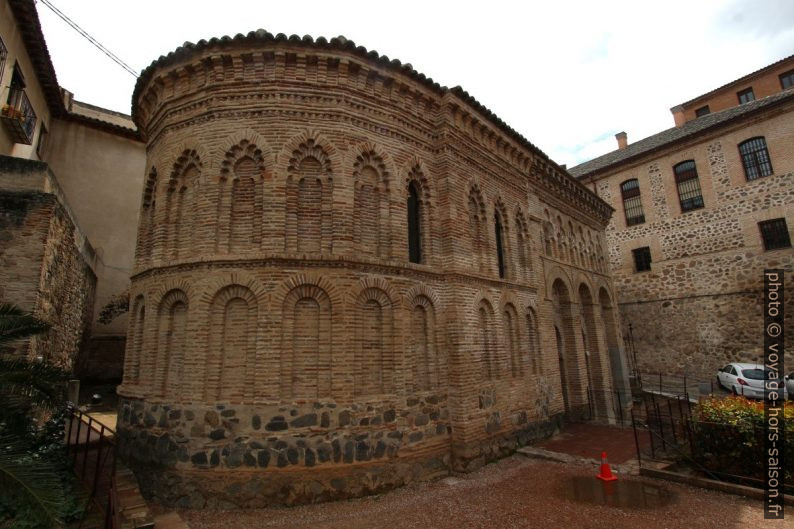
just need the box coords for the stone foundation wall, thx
[117,394,450,507]
[117,394,561,508]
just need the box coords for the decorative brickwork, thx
[118,32,625,508]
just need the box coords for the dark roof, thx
[132,30,572,179]
[8,0,65,117]
[8,1,142,140]
[64,112,141,141]
[677,53,794,109]
[570,88,794,179]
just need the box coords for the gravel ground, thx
[168,456,787,529]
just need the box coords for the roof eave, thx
[575,93,794,181]
[8,0,66,117]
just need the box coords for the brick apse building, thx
[115,31,628,507]
[571,56,794,382]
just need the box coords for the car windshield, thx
[741,368,769,380]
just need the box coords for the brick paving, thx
[537,422,646,464]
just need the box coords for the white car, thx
[716,363,788,400]
[786,372,794,400]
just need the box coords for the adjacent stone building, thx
[0,0,145,374]
[115,31,628,507]
[571,56,794,381]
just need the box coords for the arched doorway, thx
[581,327,594,418]
[555,326,570,413]
[599,288,630,409]
[579,283,610,419]
[552,278,583,418]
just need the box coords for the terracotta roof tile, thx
[132,30,567,176]
[570,88,794,179]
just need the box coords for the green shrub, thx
[691,397,793,486]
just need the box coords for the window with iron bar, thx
[738,137,773,181]
[759,218,791,251]
[673,160,704,212]
[620,179,645,226]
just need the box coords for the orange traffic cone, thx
[596,451,618,481]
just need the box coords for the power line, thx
[38,0,138,78]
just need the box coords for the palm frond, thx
[0,433,68,525]
[0,303,50,346]
[0,303,25,318]
[0,358,67,414]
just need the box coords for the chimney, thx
[60,88,74,112]
[670,105,685,128]
[615,131,628,150]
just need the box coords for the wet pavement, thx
[558,476,676,509]
[172,456,779,529]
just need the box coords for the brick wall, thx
[0,155,97,369]
[117,34,627,507]
[679,56,794,123]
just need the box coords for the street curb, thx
[516,446,640,475]
[640,466,794,505]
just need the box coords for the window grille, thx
[673,161,704,212]
[738,137,773,181]
[620,179,645,226]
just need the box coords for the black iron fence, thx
[576,385,635,426]
[629,391,793,494]
[64,405,121,529]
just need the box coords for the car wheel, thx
[731,386,738,396]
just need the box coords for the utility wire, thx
[38,0,139,78]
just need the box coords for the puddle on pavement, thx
[557,477,676,509]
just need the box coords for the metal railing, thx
[629,391,793,494]
[64,405,120,529]
[1,87,37,144]
[634,371,702,400]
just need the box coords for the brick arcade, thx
[115,30,628,508]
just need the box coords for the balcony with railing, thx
[1,87,38,144]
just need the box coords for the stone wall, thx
[0,155,97,368]
[587,104,794,381]
[118,31,626,507]
[45,109,145,381]
[46,116,145,340]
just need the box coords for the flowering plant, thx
[1,104,22,120]
[690,396,792,484]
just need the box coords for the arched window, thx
[526,307,541,374]
[468,187,486,272]
[280,284,332,401]
[620,179,645,226]
[738,137,773,181]
[407,182,422,263]
[494,212,505,278]
[673,160,704,212]
[478,302,496,380]
[136,168,158,263]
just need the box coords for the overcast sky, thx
[36,0,793,167]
